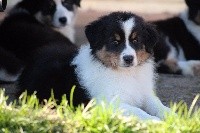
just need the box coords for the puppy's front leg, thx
[144,95,171,120]
[118,103,161,121]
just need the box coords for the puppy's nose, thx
[59,17,67,25]
[123,55,133,64]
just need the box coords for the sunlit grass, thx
[0,89,199,133]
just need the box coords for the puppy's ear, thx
[85,19,105,50]
[142,23,159,54]
[74,0,81,7]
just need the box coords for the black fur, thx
[0,12,71,62]
[17,44,89,106]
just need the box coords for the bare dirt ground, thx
[1,0,200,107]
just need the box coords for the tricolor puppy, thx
[17,12,170,120]
[153,0,200,76]
[0,0,81,82]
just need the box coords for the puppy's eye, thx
[113,40,119,45]
[62,1,73,10]
[132,38,138,43]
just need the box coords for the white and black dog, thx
[17,12,170,120]
[153,0,200,76]
[0,0,81,82]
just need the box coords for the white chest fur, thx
[72,45,156,108]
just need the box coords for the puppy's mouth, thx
[51,24,66,28]
[124,64,134,67]
[51,19,69,28]
[120,63,134,68]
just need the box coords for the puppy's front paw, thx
[157,106,173,120]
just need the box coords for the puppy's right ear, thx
[85,19,105,50]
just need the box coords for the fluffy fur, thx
[0,0,81,82]
[17,12,170,120]
[153,0,200,76]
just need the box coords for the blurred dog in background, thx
[153,0,200,76]
[0,0,81,82]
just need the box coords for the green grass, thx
[0,89,199,133]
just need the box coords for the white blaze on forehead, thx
[122,18,135,42]
[120,18,138,66]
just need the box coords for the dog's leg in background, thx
[158,59,200,76]
[178,60,200,76]
[144,95,171,120]
[118,103,161,121]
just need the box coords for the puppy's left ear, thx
[142,23,159,54]
[74,0,81,7]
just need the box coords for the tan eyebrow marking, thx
[142,44,145,49]
[114,33,121,41]
[131,32,137,40]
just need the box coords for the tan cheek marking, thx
[136,46,151,64]
[96,47,120,69]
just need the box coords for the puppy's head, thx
[85,12,158,69]
[185,0,200,25]
[17,0,81,28]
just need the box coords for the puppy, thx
[0,0,81,82]
[17,12,170,120]
[153,0,200,76]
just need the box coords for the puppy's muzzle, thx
[123,55,134,66]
